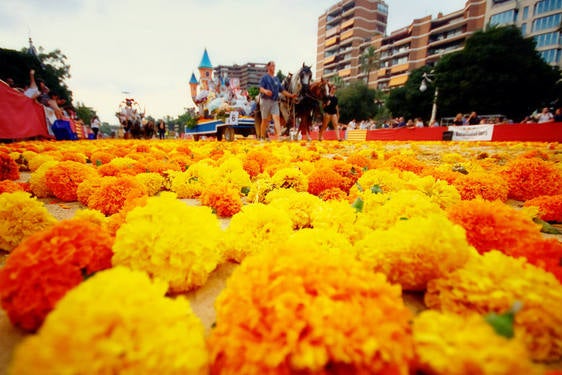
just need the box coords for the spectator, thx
[415,118,424,128]
[23,69,41,100]
[347,119,357,130]
[157,119,166,139]
[554,108,562,122]
[453,113,464,126]
[90,116,101,139]
[537,107,554,123]
[395,117,407,128]
[468,111,480,125]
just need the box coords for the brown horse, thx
[288,68,331,140]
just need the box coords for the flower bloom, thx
[356,214,476,291]
[29,160,58,198]
[45,161,98,201]
[208,246,414,374]
[0,180,29,194]
[501,157,562,200]
[86,176,148,216]
[112,192,222,293]
[0,192,56,252]
[0,219,113,331]
[0,152,20,180]
[425,251,562,361]
[524,194,562,222]
[412,310,541,375]
[199,184,242,218]
[266,189,323,230]
[219,203,293,262]
[9,267,209,375]
[452,172,509,201]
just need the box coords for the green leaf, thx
[241,186,250,196]
[371,184,383,194]
[351,197,364,213]
[484,312,515,339]
[355,182,364,193]
[533,218,561,234]
[95,159,102,167]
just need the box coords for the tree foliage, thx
[0,47,73,106]
[75,102,97,125]
[359,46,380,85]
[435,25,560,120]
[337,81,379,123]
[386,67,434,121]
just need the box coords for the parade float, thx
[187,49,256,141]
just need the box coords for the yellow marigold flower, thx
[208,246,414,374]
[286,227,354,257]
[73,208,107,229]
[29,160,58,198]
[27,153,56,172]
[271,167,308,192]
[311,199,368,244]
[171,160,218,199]
[112,192,222,293]
[414,175,461,209]
[349,169,407,200]
[413,310,541,375]
[134,172,164,196]
[266,189,323,230]
[0,192,57,251]
[247,174,275,204]
[426,251,562,361]
[357,190,445,230]
[356,214,476,291]
[9,267,209,375]
[216,156,252,190]
[220,203,293,262]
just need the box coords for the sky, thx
[1,0,466,124]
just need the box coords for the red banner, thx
[0,83,50,140]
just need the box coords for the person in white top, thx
[537,107,554,123]
[23,69,40,99]
[90,116,101,139]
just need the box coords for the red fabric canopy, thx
[0,83,50,140]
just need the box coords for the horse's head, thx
[299,63,313,87]
[309,78,332,100]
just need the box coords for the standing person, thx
[320,85,341,141]
[157,119,166,139]
[23,69,40,99]
[90,116,101,139]
[258,61,296,140]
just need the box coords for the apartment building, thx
[316,0,389,83]
[214,63,267,90]
[373,0,486,91]
[486,0,562,67]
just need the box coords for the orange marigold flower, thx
[452,172,509,201]
[307,167,344,196]
[45,161,98,201]
[89,151,114,165]
[145,159,182,174]
[87,176,148,216]
[208,246,414,374]
[448,198,541,255]
[383,154,426,174]
[0,219,113,331]
[524,194,562,222]
[0,152,19,180]
[0,180,27,193]
[425,251,562,362]
[501,157,562,201]
[199,184,242,217]
[60,151,87,163]
[318,187,348,201]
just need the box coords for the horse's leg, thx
[299,114,311,141]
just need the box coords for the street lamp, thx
[419,71,438,126]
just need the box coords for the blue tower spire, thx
[198,48,212,69]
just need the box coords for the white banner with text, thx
[447,124,494,141]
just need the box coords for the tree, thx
[359,46,380,86]
[75,102,97,125]
[435,25,560,120]
[337,81,379,123]
[247,86,259,99]
[386,66,434,121]
[330,75,345,88]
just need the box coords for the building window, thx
[539,48,561,63]
[378,3,388,14]
[490,9,517,26]
[523,7,529,19]
[532,14,562,32]
[535,0,562,15]
[521,23,527,35]
[535,31,561,47]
